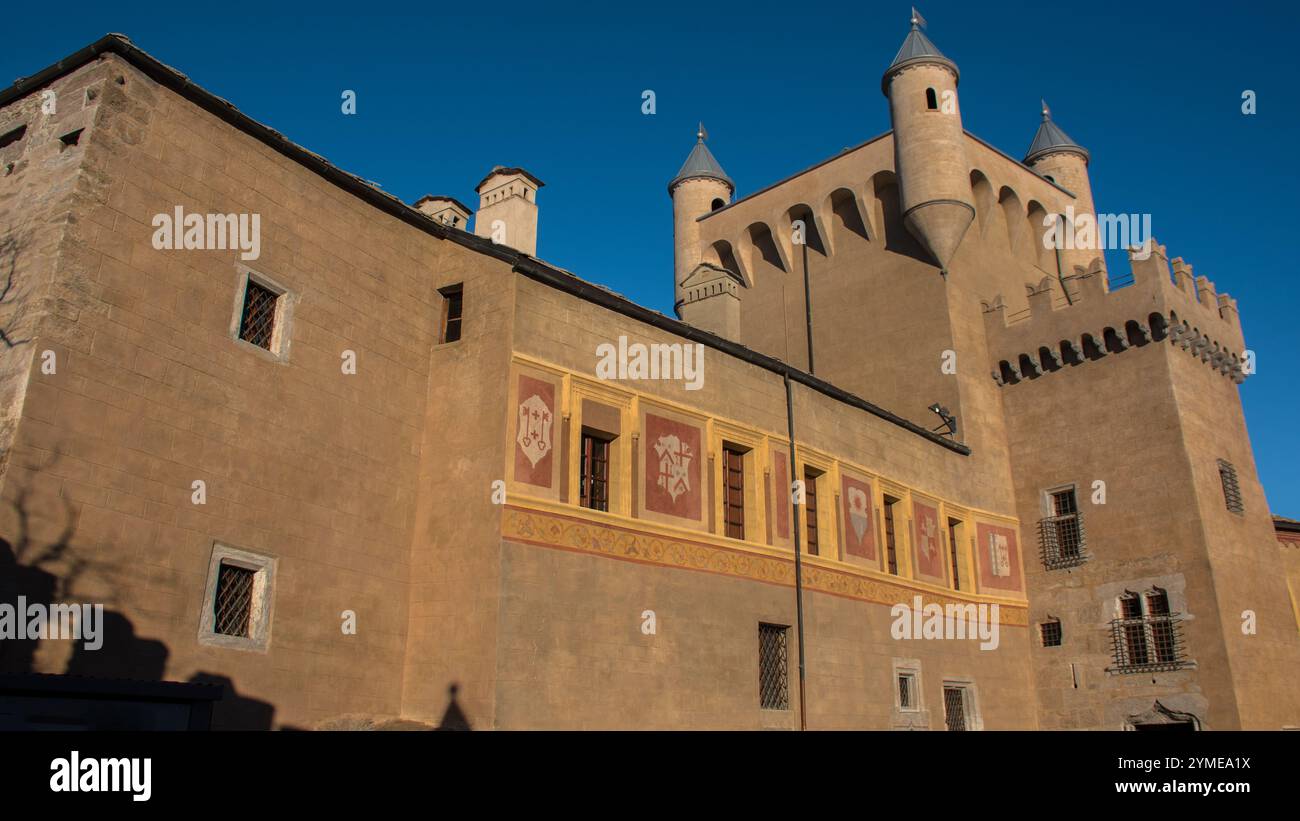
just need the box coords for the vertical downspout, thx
[784,372,808,730]
[1055,214,1074,306]
[801,241,815,374]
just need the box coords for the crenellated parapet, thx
[982,240,1248,387]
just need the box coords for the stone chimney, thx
[473,166,543,256]
[414,195,473,231]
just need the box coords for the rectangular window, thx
[1110,589,1188,673]
[758,624,790,710]
[199,544,276,652]
[947,517,961,590]
[1039,486,1087,569]
[238,278,280,350]
[579,430,612,512]
[1146,590,1176,664]
[439,283,464,343]
[1040,619,1062,647]
[213,563,256,638]
[804,468,820,556]
[883,495,899,575]
[723,445,746,540]
[898,672,917,711]
[1218,459,1243,514]
[943,686,967,731]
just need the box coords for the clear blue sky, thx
[5,1,1299,513]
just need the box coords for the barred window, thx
[943,685,968,731]
[1110,588,1189,673]
[758,623,790,710]
[213,564,256,637]
[1218,460,1243,514]
[439,283,463,343]
[1039,486,1088,569]
[1040,619,1062,647]
[898,672,918,711]
[199,545,276,652]
[238,278,280,350]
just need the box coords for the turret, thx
[1025,101,1098,272]
[882,9,973,274]
[669,124,734,313]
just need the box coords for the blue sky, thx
[5,1,1299,513]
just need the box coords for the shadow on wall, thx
[0,458,274,729]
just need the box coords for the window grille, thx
[758,624,790,710]
[1039,487,1088,569]
[898,673,916,710]
[238,279,279,349]
[1109,589,1189,673]
[1040,620,1062,647]
[943,686,967,731]
[1218,460,1243,514]
[214,564,256,637]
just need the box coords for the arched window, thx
[711,198,725,211]
[925,88,938,110]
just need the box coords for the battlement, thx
[981,239,1248,387]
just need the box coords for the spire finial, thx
[1041,99,1051,121]
[911,6,927,29]
[697,122,707,142]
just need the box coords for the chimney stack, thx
[473,166,544,256]
[414,195,473,231]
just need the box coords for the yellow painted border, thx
[504,495,1028,624]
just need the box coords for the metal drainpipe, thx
[1055,213,1074,306]
[784,372,808,730]
[801,240,815,375]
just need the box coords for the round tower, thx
[1025,100,1097,266]
[882,10,974,274]
[1025,101,1093,209]
[669,124,734,313]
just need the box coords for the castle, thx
[1,15,1297,730]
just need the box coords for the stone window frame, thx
[229,264,295,363]
[892,658,923,714]
[197,543,277,653]
[941,677,983,731]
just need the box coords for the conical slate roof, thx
[669,126,733,193]
[1025,102,1089,164]
[881,20,959,94]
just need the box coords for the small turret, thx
[882,9,974,274]
[669,124,734,313]
[1025,101,1098,272]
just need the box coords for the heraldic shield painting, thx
[840,474,875,561]
[514,374,556,488]
[912,499,945,582]
[975,521,1022,593]
[643,412,702,521]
